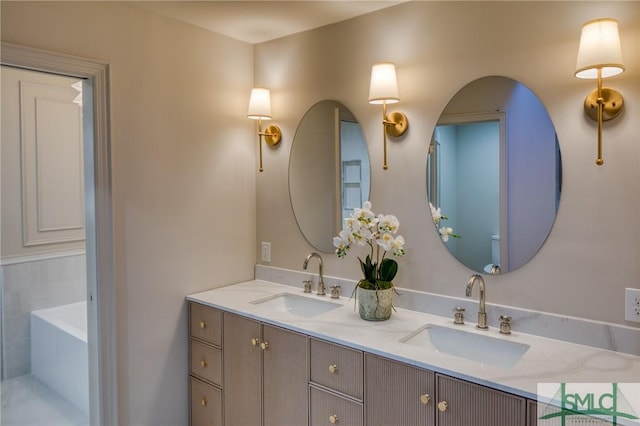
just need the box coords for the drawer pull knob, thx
[260,341,269,351]
[328,364,338,374]
[251,338,259,346]
[329,414,339,424]
[199,321,207,329]
[201,397,207,407]
[438,401,448,412]
[200,359,207,368]
[420,393,431,405]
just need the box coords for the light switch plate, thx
[625,288,640,323]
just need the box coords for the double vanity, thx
[186,278,640,426]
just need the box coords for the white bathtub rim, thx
[31,300,87,342]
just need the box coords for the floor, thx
[1,374,89,426]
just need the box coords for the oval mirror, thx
[290,100,370,253]
[427,76,561,274]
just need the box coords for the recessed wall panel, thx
[20,81,85,246]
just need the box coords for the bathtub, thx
[30,300,89,415]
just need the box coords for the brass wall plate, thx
[584,88,624,121]
[385,111,409,137]
[264,125,282,146]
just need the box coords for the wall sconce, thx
[368,62,409,170]
[247,87,282,172]
[575,18,625,166]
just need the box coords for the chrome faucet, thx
[465,274,488,330]
[303,252,325,296]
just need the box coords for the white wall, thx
[1,2,256,425]
[254,1,640,326]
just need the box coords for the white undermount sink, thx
[250,292,342,318]
[399,323,530,369]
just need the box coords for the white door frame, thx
[1,42,117,426]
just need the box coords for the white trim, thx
[1,42,118,426]
[0,249,86,266]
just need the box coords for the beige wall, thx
[1,2,256,425]
[254,1,640,325]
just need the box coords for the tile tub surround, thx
[256,265,640,356]
[188,279,640,400]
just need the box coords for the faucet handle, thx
[499,315,512,334]
[452,307,465,325]
[303,280,312,293]
[330,285,341,299]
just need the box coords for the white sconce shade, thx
[575,18,625,79]
[368,62,400,104]
[247,87,272,119]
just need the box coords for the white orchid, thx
[378,214,400,234]
[333,201,406,288]
[377,232,395,251]
[429,202,445,224]
[429,202,460,242]
[439,226,456,242]
[391,235,405,256]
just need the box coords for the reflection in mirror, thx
[427,76,561,274]
[290,100,370,253]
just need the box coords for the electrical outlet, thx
[625,288,640,323]
[261,242,271,262]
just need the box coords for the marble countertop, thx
[187,280,640,400]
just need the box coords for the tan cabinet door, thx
[364,354,435,426]
[262,324,308,426]
[436,374,526,426]
[223,313,262,426]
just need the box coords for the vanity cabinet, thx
[189,303,223,426]
[309,338,364,426]
[189,300,533,426]
[223,312,308,426]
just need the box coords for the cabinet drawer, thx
[310,338,363,400]
[190,377,222,426]
[190,340,222,386]
[310,385,363,426]
[190,303,222,346]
